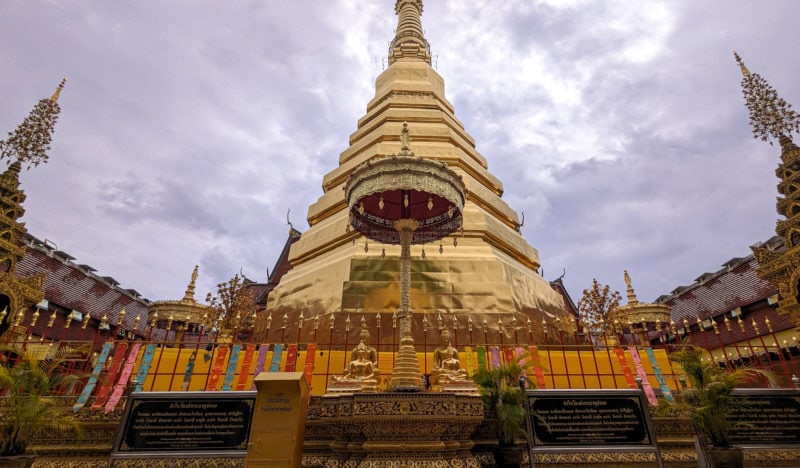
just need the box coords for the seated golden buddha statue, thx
[430,329,468,387]
[330,329,380,392]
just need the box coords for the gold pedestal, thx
[390,334,423,390]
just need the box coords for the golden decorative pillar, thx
[736,52,800,329]
[344,124,466,390]
[0,79,66,337]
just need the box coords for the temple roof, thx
[659,240,792,333]
[15,233,149,335]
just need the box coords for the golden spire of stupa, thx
[735,51,800,142]
[182,265,199,303]
[389,0,431,65]
[623,269,639,306]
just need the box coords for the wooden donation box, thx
[246,372,309,468]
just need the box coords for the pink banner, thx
[628,346,658,405]
[104,343,142,413]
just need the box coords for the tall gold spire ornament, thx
[0,78,66,169]
[738,54,800,327]
[734,52,800,142]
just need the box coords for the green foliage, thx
[0,345,84,456]
[472,358,533,447]
[669,345,776,448]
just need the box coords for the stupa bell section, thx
[263,0,565,345]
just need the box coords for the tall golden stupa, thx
[263,0,566,346]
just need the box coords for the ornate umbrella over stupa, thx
[344,122,465,391]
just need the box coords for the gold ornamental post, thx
[344,123,465,391]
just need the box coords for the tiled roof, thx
[15,235,149,335]
[663,256,775,322]
[661,249,793,335]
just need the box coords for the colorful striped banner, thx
[645,347,674,402]
[464,346,475,376]
[476,346,487,371]
[503,347,515,364]
[180,352,197,391]
[222,344,241,391]
[528,346,547,389]
[614,346,638,389]
[269,343,284,372]
[205,346,229,391]
[628,346,658,405]
[303,343,316,387]
[92,342,129,410]
[104,342,142,413]
[490,346,501,369]
[284,344,298,372]
[251,344,270,390]
[74,341,114,413]
[134,344,157,392]
[236,344,256,391]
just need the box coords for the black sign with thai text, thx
[528,389,652,446]
[729,389,800,446]
[114,391,256,454]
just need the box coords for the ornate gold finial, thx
[733,51,749,76]
[182,265,199,302]
[389,0,431,65]
[50,77,67,102]
[735,52,800,142]
[0,79,66,169]
[624,269,639,305]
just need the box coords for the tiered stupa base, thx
[390,335,423,391]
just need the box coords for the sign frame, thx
[729,388,800,448]
[110,391,256,461]
[525,389,663,468]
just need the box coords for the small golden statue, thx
[430,329,468,388]
[330,329,380,392]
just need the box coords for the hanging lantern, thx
[379,196,385,210]
[427,197,433,211]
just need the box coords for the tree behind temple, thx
[577,278,621,337]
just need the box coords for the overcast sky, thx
[1,1,798,307]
